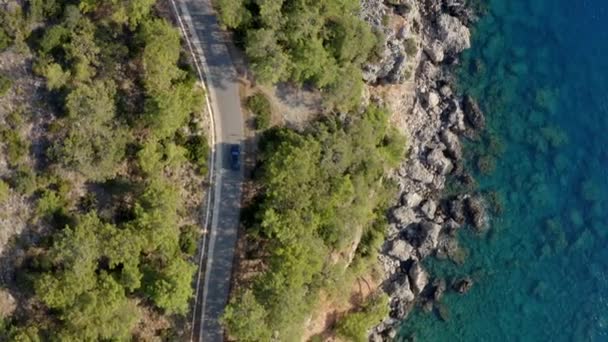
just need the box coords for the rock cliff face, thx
[360,0,487,339]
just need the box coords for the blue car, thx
[230,144,240,170]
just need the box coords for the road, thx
[171,0,245,341]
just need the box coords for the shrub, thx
[0,180,10,203]
[10,166,38,195]
[246,92,271,130]
[185,135,209,174]
[179,224,200,256]
[336,294,390,342]
[0,74,12,96]
[404,38,418,56]
[0,28,11,51]
[1,126,28,167]
[6,108,25,128]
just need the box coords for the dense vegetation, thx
[246,92,272,129]
[222,106,405,340]
[216,0,380,111]
[0,0,206,339]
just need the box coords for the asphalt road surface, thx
[175,1,245,340]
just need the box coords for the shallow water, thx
[398,0,608,340]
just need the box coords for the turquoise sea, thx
[399,0,608,340]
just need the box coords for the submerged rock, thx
[441,129,463,160]
[453,277,474,294]
[465,195,489,231]
[408,261,429,294]
[463,95,486,131]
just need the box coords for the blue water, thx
[398,1,608,340]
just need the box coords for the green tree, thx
[336,294,389,342]
[245,28,290,84]
[216,0,250,29]
[222,290,272,342]
[144,256,195,314]
[246,92,272,130]
[58,273,139,341]
[139,18,183,95]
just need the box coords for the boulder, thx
[392,206,420,227]
[453,277,473,294]
[465,195,489,231]
[417,221,442,257]
[449,196,466,224]
[387,54,409,84]
[392,274,415,303]
[463,95,486,131]
[420,199,437,219]
[431,278,447,301]
[388,239,414,261]
[407,160,434,184]
[446,100,467,132]
[424,40,445,63]
[426,91,441,109]
[402,192,423,208]
[408,261,429,294]
[440,129,463,160]
[439,85,453,98]
[437,14,471,56]
[427,148,453,175]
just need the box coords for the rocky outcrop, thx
[453,277,474,294]
[365,0,486,340]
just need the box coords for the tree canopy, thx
[0,0,206,339]
[222,106,405,339]
[217,0,379,110]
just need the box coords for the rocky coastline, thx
[360,0,488,340]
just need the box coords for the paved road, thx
[174,1,245,340]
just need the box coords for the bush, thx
[246,92,271,130]
[185,135,209,174]
[10,166,38,195]
[1,126,28,167]
[0,74,12,96]
[404,37,418,56]
[336,294,390,342]
[0,28,11,51]
[179,224,200,256]
[0,180,10,203]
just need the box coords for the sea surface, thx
[398,0,608,340]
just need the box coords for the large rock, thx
[402,192,423,208]
[392,274,416,303]
[425,91,441,109]
[440,129,463,160]
[420,199,437,219]
[408,261,429,294]
[417,221,442,257]
[437,14,471,56]
[446,99,467,132]
[465,195,489,231]
[392,206,420,227]
[427,148,453,175]
[407,160,435,184]
[463,95,486,131]
[430,278,447,302]
[449,196,466,224]
[453,277,474,294]
[424,40,445,63]
[388,239,414,261]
